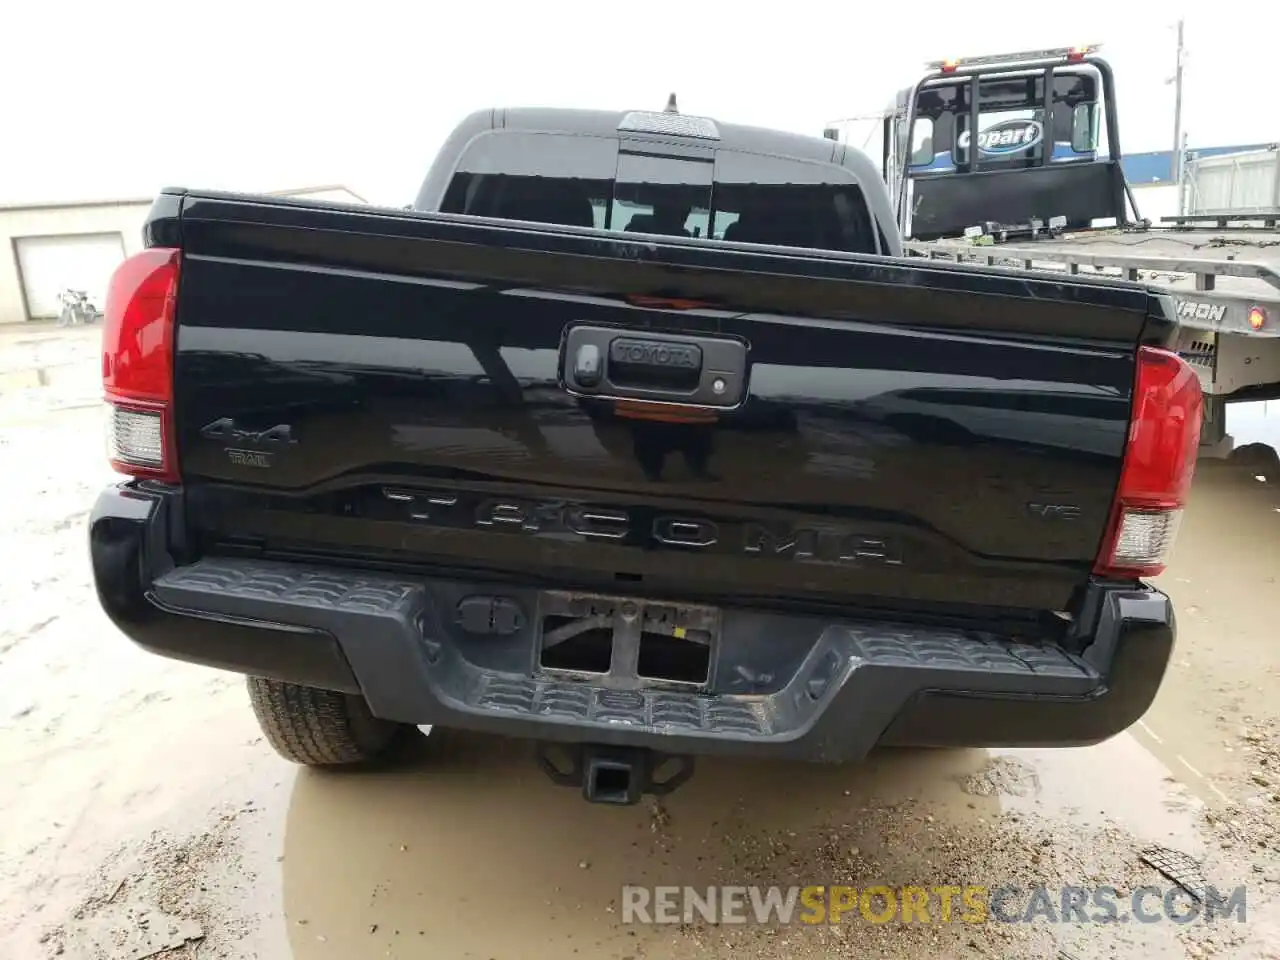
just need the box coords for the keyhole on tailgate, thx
[574,343,603,387]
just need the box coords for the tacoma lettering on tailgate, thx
[380,489,902,566]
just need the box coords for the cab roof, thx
[490,106,846,166]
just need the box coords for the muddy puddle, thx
[1,391,1279,959]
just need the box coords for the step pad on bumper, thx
[848,629,1088,677]
[156,561,422,615]
[474,676,768,735]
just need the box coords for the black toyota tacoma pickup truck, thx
[90,105,1202,805]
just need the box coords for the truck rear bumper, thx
[91,485,1176,762]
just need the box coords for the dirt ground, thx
[2,328,1280,959]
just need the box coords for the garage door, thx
[15,232,126,319]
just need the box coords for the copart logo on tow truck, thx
[957,119,1044,156]
[1175,299,1228,326]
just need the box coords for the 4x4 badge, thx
[200,418,297,446]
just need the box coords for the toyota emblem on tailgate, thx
[609,338,702,369]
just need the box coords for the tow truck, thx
[863,44,1280,455]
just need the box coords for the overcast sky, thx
[2,1,1274,207]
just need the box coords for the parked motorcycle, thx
[57,289,102,326]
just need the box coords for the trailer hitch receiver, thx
[536,743,695,805]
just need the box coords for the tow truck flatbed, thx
[904,222,1280,340]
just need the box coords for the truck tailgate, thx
[167,192,1161,615]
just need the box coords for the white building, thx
[0,185,367,325]
[1121,144,1274,224]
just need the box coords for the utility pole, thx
[1181,129,1190,213]
[1172,18,1186,214]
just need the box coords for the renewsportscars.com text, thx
[621,884,1248,926]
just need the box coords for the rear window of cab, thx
[440,131,880,254]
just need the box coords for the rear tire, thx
[246,677,407,766]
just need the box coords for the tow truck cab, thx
[879,45,1136,241]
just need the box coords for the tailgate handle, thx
[605,338,702,390]
[562,326,747,407]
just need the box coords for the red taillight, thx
[102,248,181,482]
[1248,305,1267,331]
[1094,346,1203,579]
